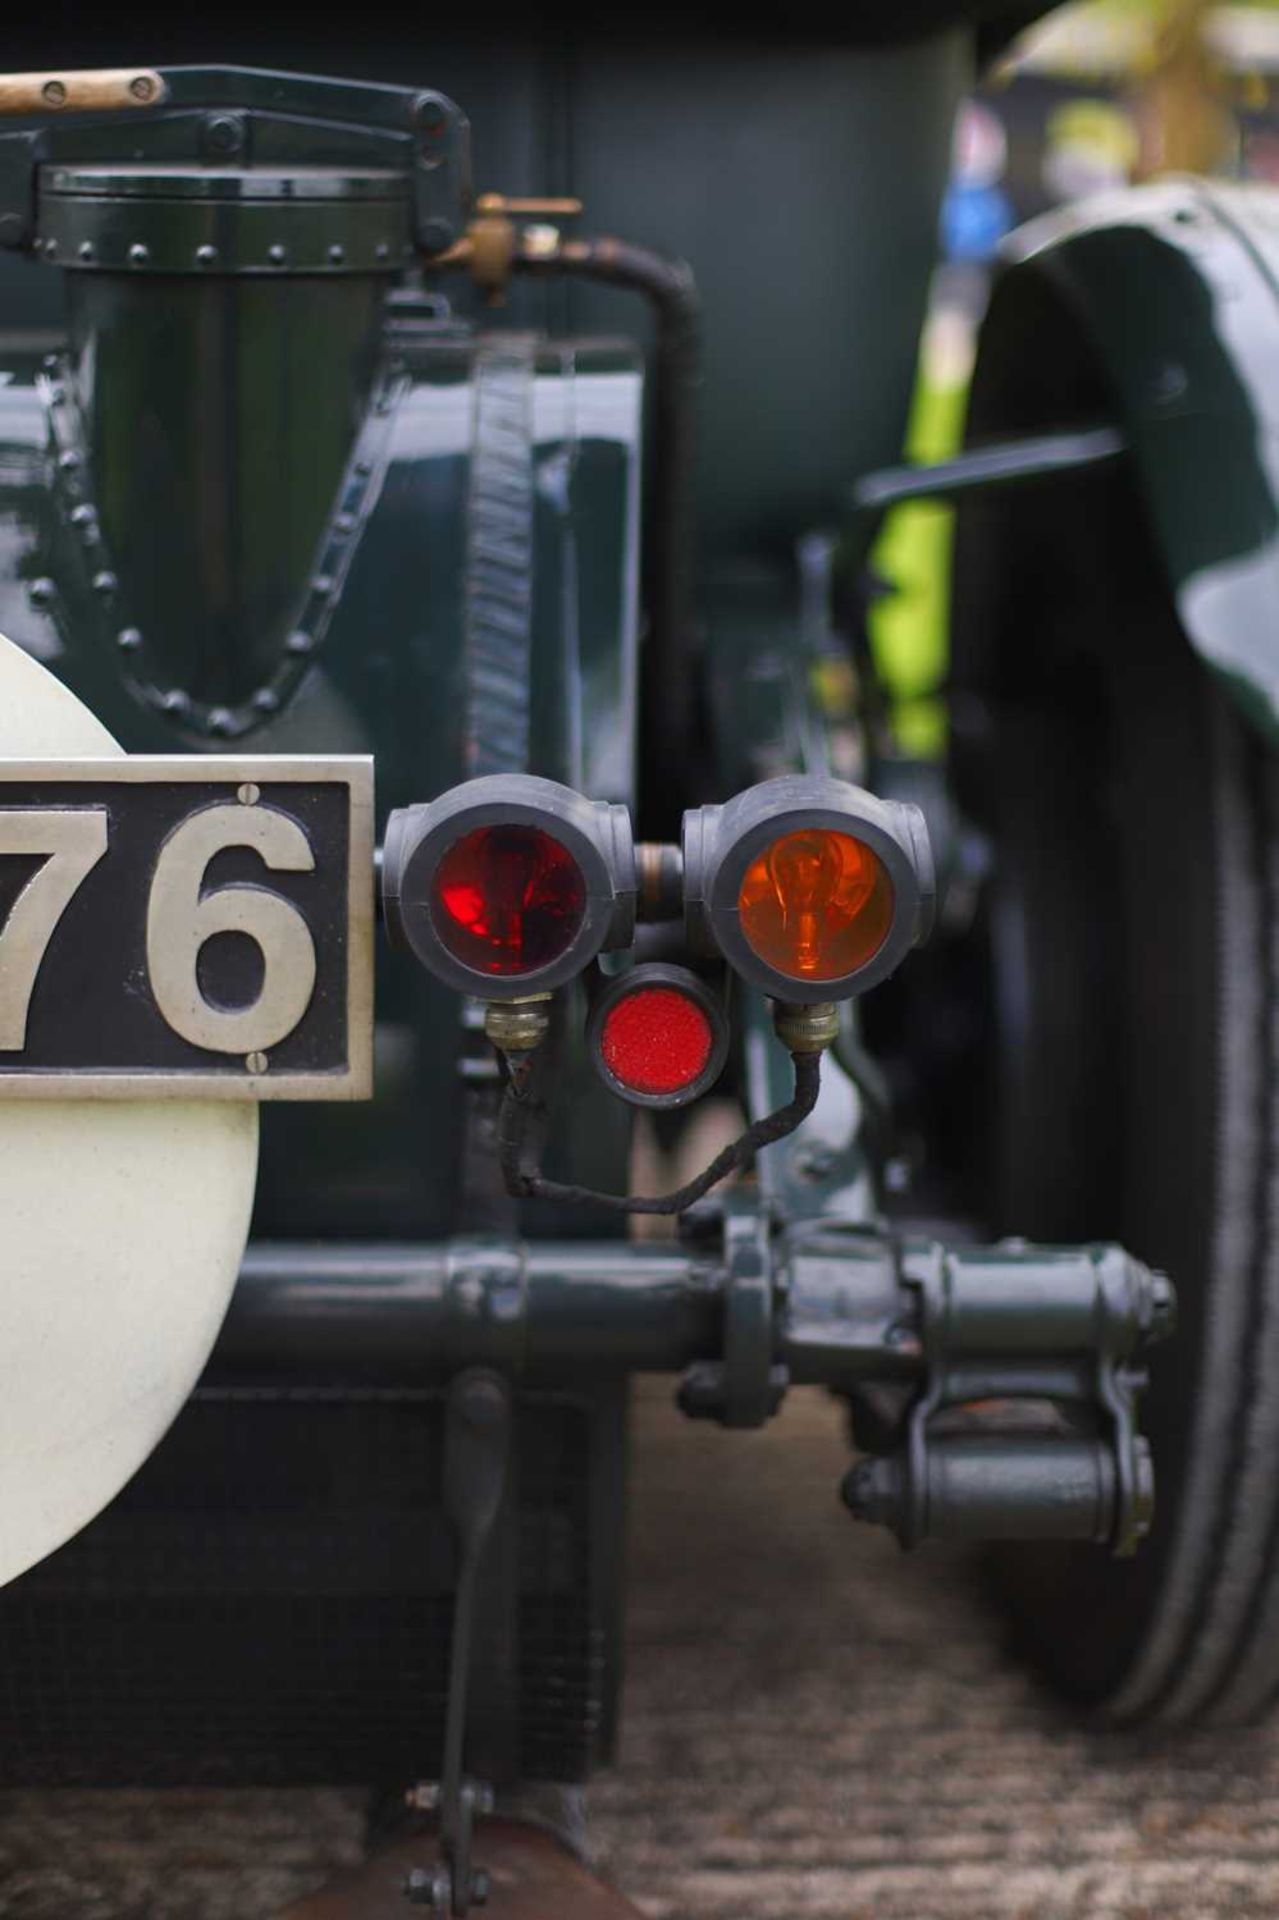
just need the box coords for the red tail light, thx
[432,824,587,977]
[381,774,635,998]
[589,965,727,1108]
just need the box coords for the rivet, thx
[334,512,355,534]
[251,687,281,713]
[77,240,95,263]
[69,502,97,530]
[354,458,372,478]
[375,242,390,262]
[313,573,334,595]
[116,626,142,651]
[42,354,59,372]
[128,242,150,267]
[91,570,117,597]
[57,449,80,472]
[195,243,218,267]
[268,243,287,266]
[161,689,191,715]
[286,630,314,654]
[245,1050,269,1075]
[237,782,261,806]
[129,74,157,102]
[207,707,234,736]
[328,244,345,265]
[415,97,448,135]
[41,79,67,108]
[26,577,55,608]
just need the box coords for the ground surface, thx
[2,1385,1279,1918]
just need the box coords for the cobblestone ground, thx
[4,1384,1279,1918]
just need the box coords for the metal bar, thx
[852,425,1128,516]
[220,1240,723,1381]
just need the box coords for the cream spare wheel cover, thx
[0,634,259,1584]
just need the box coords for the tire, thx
[952,445,1279,1725]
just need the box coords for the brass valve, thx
[434,191,583,300]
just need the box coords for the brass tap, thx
[432,192,583,301]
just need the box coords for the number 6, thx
[146,804,318,1056]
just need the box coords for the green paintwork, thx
[0,289,643,1240]
[979,178,1279,747]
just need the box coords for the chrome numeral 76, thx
[0,802,318,1055]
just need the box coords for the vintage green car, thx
[0,4,1269,1910]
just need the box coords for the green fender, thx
[967,177,1279,745]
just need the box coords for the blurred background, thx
[872,0,1279,755]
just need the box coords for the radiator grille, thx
[0,1384,623,1787]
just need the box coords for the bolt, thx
[328,243,345,266]
[286,631,314,655]
[414,95,448,135]
[403,1865,449,1906]
[91,570,117,598]
[245,1051,268,1075]
[41,80,68,107]
[161,689,191,716]
[128,242,150,267]
[77,240,95,263]
[57,449,80,472]
[26,577,56,609]
[116,627,142,652]
[312,573,334,595]
[376,242,391,263]
[842,1455,901,1527]
[69,503,96,531]
[129,74,157,103]
[268,243,287,267]
[195,244,218,267]
[1144,1268,1177,1342]
[207,707,234,737]
[237,783,261,807]
[676,1363,726,1421]
[334,512,355,534]
[252,687,281,713]
[203,113,245,158]
[417,217,455,254]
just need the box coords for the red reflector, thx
[431,824,587,976]
[601,986,714,1097]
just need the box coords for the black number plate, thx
[0,757,373,1098]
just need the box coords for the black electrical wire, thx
[498,1049,822,1216]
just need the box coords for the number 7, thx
[0,809,109,1050]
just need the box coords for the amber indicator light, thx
[737,827,895,982]
[600,985,715,1097]
[431,823,587,976]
